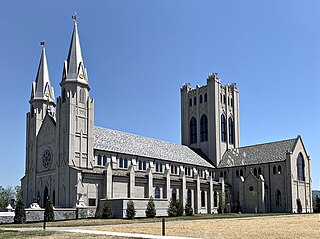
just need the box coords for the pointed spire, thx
[30,43,55,105]
[61,15,89,87]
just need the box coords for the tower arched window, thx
[79,88,85,103]
[189,98,192,107]
[275,190,281,207]
[190,117,197,144]
[228,117,234,144]
[221,114,227,142]
[200,94,203,104]
[201,190,205,207]
[204,93,207,102]
[31,105,34,117]
[155,186,160,199]
[200,114,208,142]
[62,89,66,103]
[278,165,282,174]
[193,96,197,105]
[297,153,305,181]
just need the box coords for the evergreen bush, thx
[184,202,193,216]
[176,200,184,216]
[44,199,54,221]
[167,199,177,217]
[297,199,302,213]
[145,196,156,218]
[13,198,26,224]
[126,200,136,219]
[102,200,113,219]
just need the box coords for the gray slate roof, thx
[93,126,214,168]
[219,138,297,168]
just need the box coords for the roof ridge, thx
[94,125,186,148]
[233,137,297,150]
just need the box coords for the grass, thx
[0,212,290,228]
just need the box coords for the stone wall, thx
[0,207,96,224]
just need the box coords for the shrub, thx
[126,200,136,219]
[168,199,184,217]
[314,196,320,213]
[44,199,54,221]
[102,200,112,219]
[184,202,193,216]
[145,196,156,218]
[14,198,26,224]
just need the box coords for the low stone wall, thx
[98,198,169,218]
[0,207,97,224]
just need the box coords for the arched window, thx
[155,186,160,199]
[220,93,223,103]
[258,167,262,175]
[273,166,276,175]
[297,153,305,181]
[200,114,208,142]
[240,169,244,177]
[254,168,257,177]
[201,190,205,207]
[278,165,282,174]
[231,98,234,107]
[124,158,128,168]
[79,88,85,103]
[220,171,223,178]
[172,187,177,201]
[275,190,281,207]
[190,117,197,144]
[189,98,192,107]
[228,117,234,144]
[103,156,107,166]
[143,161,147,171]
[138,160,142,170]
[200,94,203,104]
[193,96,197,105]
[97,155,102,166]
[213,191,218,207]
[187,189,192,205]
[204,93,207,102]
[236,170,239,177]
[62,89,66,103]
[119,157,123,168]
[221,114,227,142]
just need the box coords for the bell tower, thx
[181,73,240,166]
[56,16,94,170]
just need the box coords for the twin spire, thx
[30,16,88,103]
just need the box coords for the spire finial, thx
[72,13,77,24]
[40,40,45,49]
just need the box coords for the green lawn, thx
[0,213,290,228]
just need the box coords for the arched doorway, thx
[43,186,49,207]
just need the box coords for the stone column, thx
[105,160,113,199]
[147,164,153,198]
[195,174,200,214]
[165,164,171,199]
[180,167,186,206]
[208,176,213,213]
[258,175,265,213]
[219,177,225,212]
[128,164,135,198]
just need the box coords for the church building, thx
[21,18,313,217]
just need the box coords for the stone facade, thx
[21,18,312,217]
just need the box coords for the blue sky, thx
[0,1,319,189]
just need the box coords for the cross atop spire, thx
[30,44,55,105]
[61,14,89,88]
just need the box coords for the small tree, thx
[14,198,26,224]
[167,199,177,217]
[185,202,193,216]
[102,200,112,219]
[126,200,136,219]
[44,199,54,221]
[176,200,184,216]
[297,199,302,213]
[315,196,320,213]
[145,196,156,218]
